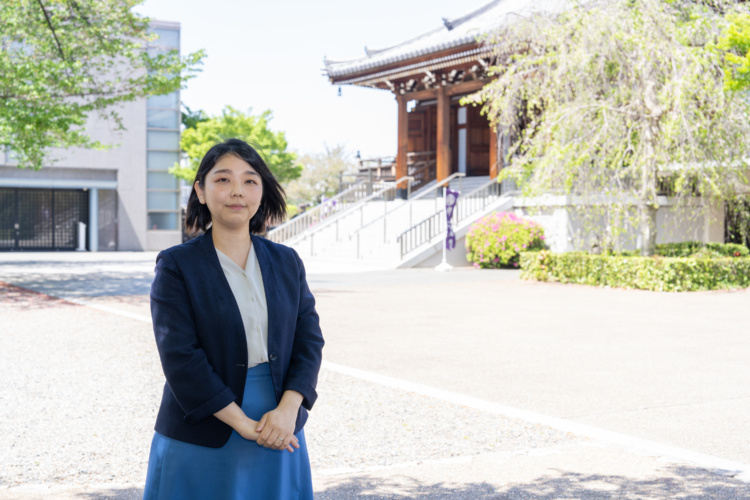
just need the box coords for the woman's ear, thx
[194,180,205,205]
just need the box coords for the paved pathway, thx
[1,251,749,499]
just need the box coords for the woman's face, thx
[194,154,263,233]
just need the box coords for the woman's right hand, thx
[240,418,299,452]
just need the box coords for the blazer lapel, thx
[197,228,247,358]
[250,234,280,343]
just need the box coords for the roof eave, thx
[327,42,484,85]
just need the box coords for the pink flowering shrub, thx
[466,212,546,269]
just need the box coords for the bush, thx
[655,241,749,258]
[520,251,750,291]
[466,212,546,268]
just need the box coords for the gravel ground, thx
[0,282,582,492]
[0,284,161,488]
[306,369,583,472]
[3,276,750,500]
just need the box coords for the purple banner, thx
[445,188,459,250]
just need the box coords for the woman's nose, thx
[230,181,244,196]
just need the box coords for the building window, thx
[147,109,180,129]
[146,23,181,231]
[148,212,179,230]
[147,130,180,150]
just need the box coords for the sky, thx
[133,0,491,159]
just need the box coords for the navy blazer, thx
[150,228,324,448]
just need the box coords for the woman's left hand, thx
[255,390,304,451]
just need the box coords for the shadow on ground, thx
[1,273,153,298]
[0,281,81,309]
[315,466,750,499]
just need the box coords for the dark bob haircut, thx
[185,138,286,235]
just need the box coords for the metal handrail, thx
[411,172,466,202]
[267,180,370,243]
[349,172,467,258]
[351,172,466,239]
[397,210,446,260]
[396,176,516,259]
[289,175,415,252]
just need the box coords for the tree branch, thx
[0,88,136,100]
[37,0,65,60]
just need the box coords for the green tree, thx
[181,103,209,130]
[719,9,750,90]
[0,0,204,170]
[469,0,750,255]
[171,106,302,185]
[285,144,354,205]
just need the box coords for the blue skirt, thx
[143,363,313,500]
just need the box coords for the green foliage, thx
[286,204,299,219]
[284,144,355,204]
[181,104,209,130]
[717,11,750,91]
[725,197,750,246]
[520,251,750,291]
[0,0,204,169]
[655,241,750,257]
[466,212,546,268]
[468,0,750,255]
[171,106,302,185]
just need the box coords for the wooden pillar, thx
[396,94,408,198]
[489,126,499,179]
[436,86,451,183]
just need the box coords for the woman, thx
[143,139,324,499]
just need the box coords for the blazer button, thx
[269,353,278,361]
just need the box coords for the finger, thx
[279,434,292,451]
[286,434,300,452]
[266,434,283,450]
[261,426,278,448]
[274,434,287,450]
[256,414,267,433]
[258,428,272,447]
[257,426,271,446]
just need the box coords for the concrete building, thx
[0,20,183,252]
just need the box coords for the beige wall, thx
[513,196,725,253]
[146,230,181,252]
[1,99,152,251]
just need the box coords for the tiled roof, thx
[325,0,566,80]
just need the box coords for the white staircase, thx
[285,175,515,269]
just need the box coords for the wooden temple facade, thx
[325,0,513,196]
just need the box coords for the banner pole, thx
[436,186,453,272]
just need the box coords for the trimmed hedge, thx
[520,250,750,291]
[655,241,749,258]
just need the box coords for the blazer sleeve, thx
[282,249,325,411]
[151,251,237,424]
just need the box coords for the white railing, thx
[349,173,466,258]
[267,180,376,243]
[292,176,415,256]
[397,177,517,258]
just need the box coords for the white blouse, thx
[215,244,269,368]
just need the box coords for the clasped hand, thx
[239,406,299,453]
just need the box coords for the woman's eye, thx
[246,179,256,184]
